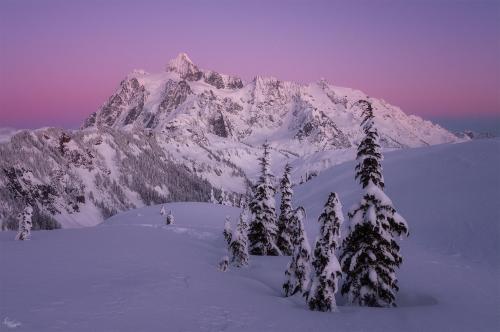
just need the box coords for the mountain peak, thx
[169,52,194,67]
[166,52,202,81]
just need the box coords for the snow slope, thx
[1,139,499,331]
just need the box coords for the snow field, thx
[1,139,499,331]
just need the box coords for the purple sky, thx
[0,0,499,129]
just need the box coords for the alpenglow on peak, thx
[166,52,202,81]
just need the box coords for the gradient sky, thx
[0,0,499,130]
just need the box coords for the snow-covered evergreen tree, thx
[307,192,343,311]
[220,189,226,205]
[340,100,409,307]
[217,189,229,206]
[221,190,232,206]
[210,188,217,204]
[283,207,311,297]
[354,100,384,190]
[248,142,280,256]
[160,205,166,216]
[16,205,33,241]
[218,255,229,272]
[239,194,247,208]
[166,210,175,225]
[223,216,232,246]
[229,208,250,267]
[277,163,294,256]
[219,214,238,271]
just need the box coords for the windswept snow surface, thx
[1,139,499,331]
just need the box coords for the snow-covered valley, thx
[1,138,498,331]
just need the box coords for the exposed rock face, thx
[83,112,97,128]
[204,71,225,89]
[83,77,147,129]
[159,80,193,112]
[294,106,351,149]
[210,111,231,138]
[226,76,244,89]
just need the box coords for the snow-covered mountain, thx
[0,53,460,229]
[84,53,456,149]
[82,53,459,184]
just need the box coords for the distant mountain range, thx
[0,53,461,229]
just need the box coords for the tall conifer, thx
[340,100,409,307]
[16,205,33,241]
[277,163,294,255]
[283,207,311,297]
[248,142,280,256]
[230,208,250,267]
[307,193,343,311]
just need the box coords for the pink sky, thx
[0,0,499,129]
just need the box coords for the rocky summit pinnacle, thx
[166,52,202,81]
